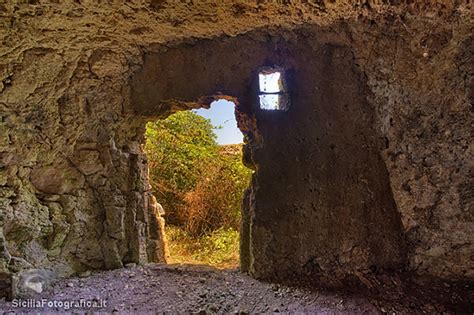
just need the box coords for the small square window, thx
[258,68,289,111]
[259,72,281,93]
[259,94,280,110]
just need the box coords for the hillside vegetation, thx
[145,111,252,267]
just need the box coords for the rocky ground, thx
[0,264,472,314]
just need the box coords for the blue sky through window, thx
[193,99,243,145]
[258,70,283,110]
[259,71,281,93]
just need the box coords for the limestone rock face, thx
[0,1,472,282]
[30,163,85,194]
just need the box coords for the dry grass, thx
[166,225,239,269]
[181,148,251,236]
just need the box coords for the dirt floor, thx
[0,264,472,314]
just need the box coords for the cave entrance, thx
[144,99,251,269]
[129,36,281,271]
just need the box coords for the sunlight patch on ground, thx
[166,226,239,269]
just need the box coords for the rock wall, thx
[0,1,472,281]
[349,14,473,279]
[240,33,408,280]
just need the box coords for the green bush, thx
[145,110,252,236]
[145,111,219,225]
[183,149,251,236]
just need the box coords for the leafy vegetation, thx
[183,146,250,236]
[145,110,252,267]
[145,111,219,226]
[166,226,239,268]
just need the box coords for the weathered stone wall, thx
[349,15,473,279]
[0,1,472,282]
[240,32,408,280]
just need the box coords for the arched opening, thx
[144,99,251,268]
[127,33,286,271]
[129,30,405,279]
